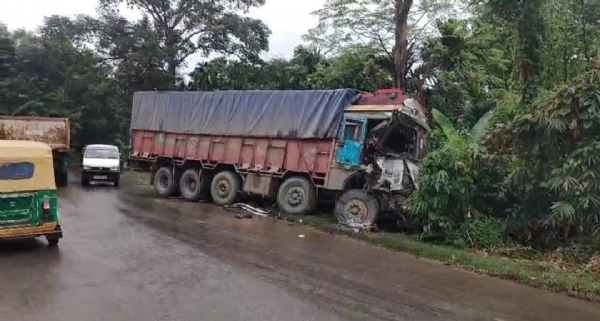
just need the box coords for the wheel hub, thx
[343,199,368,221]
[158,175,169,188]
[286,187,305,206]
[217,180,230,197]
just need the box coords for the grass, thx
[123,170,151,184]
[121,170,600,302]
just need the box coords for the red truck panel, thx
[131,130,336,178]
[0,116,70,152]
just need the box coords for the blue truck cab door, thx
[336,115,367,166]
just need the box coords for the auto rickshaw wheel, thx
[47,237,59,247]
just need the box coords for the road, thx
[1,180,600,321]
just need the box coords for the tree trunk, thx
[394,0,413,89]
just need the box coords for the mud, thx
[1,180,600,321]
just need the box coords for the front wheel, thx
[276,176,316,215]
[334,189,379,227]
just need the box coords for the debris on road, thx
[224,203,280,219]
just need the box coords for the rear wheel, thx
[334,189,379,227]
[276,176,316,215]
[210,171,241,205]
[180,169,207,202]
[81,172,90,186]
[153,167,174,197]
[55,157,68,187]
[47,237,59,247]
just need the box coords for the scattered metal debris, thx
[224,203,280,219]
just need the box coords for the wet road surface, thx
[1,180,600,321]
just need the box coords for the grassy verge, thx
[123,170,151,184]
[121,170,600,302]
[292,215,600,302]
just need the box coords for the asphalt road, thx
[1,180,600,321]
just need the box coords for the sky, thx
[0,0,325,72]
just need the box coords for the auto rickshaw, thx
[0,140,63,247]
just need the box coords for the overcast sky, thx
[0,0,325,72]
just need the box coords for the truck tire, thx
[277,176,316,215]
[153,167,174,198]
[210,171,241,205]
[180,169,206,202]
[334,189,379,227]
[81,173,90,186]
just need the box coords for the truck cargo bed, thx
[130,130,335,180]
[0,116,70,152]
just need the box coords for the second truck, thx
[128,89,429,227]
[0,116,70,187]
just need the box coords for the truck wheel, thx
[153,167,174,198]
[277,176,316,215]
[55,159,68,187]
[334,189,379,227]
[210,171,241,205]
[81,173,90,186]
[180,169,206,202]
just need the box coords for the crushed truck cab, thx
[329,90,429,228]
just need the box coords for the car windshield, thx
[85,148,118,159]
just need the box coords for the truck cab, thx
[331,89,429,228]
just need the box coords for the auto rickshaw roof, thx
[0,140,53,159]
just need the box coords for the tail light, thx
[43,198,50,214]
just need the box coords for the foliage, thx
[502,65,600,242]
[410,108,500,247]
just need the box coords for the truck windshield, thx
[85,149,118,159]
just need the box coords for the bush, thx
[447,215,507,249]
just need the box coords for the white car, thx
[81,144,121,186]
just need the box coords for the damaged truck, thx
[128,89,428,227]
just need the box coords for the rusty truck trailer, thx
[129,89,429,227]
[130,134,336,183]
[0,116,70,186]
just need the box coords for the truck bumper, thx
[82,170,120,182]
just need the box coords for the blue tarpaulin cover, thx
[131,89,358,139]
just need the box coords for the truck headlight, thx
[110,166,119,171]
[83,165,91,170]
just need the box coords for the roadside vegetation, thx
[3,0,600,301]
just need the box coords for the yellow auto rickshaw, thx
[0,140,63,246]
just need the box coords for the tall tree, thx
[99,0,271,87]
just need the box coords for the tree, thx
[98,0,271,87]
[304,0,460,89]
